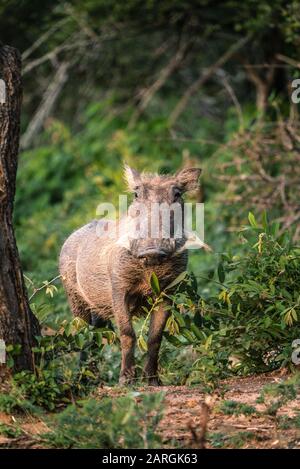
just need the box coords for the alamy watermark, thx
[292,339,300,365]
[94,196,207,251]
[291,79,300,103]
[0,79,6,104]
[0,339,6,364]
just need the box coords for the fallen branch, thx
[219,69,244,129]
[22,37,89,75]
[129,39,191,126]
[242,60,275,114]
[21,62,70,149]
[169,34,251,125]
[276,53,300,70]
[22,18,71,61]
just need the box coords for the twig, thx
[64,3,100,41]
[276,53,300,70]
[29,275,62,301]
[129,39,191,126]
[169,35,251,125]
[21,62,71,149]
[219,70,244,130]
[195,274,228,288]
[241,59,275,115]
[229,424,273,432]
[22,37,89,75]
[188,402,210,449]
[22,18,70,61]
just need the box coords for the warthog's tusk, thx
[117,231,212,253]
[177,231,213,253]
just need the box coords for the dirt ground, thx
[1,371,300,449]
[96,371,300,449]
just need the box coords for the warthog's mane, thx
[126,171,178,191]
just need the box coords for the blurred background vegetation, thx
[1,0,300,385]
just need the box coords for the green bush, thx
[0,391,38,415]
[5,317,117,410]
[195,214,300,378]
[42,393,164,448]
[256,372,300,416]
[218,400,257,416]
[150,214,300,387]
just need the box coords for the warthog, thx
[59,165,205,385]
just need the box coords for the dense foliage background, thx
[0,1,300,447]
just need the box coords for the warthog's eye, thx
[173,188,182,201]
[133,186,141,199]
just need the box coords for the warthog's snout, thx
[131,236,175,263]
[137,247,170,260]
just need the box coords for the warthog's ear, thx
[124,164,141,191]
[175,167,202,192]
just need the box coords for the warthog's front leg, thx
[143,303,170,386]
[118,321,136,385]
[113,294,136,385]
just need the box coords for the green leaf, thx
[150,272,160,296]
[64,323,72,337]
[217,263,225,284]
[248,212,258,228]
[164,333,184,347]
[103,331,116,344]
[204,335,213,350]
[83,370,96,379]
[75,333,85,350]
[165,271,187,290]
[166,315,180,335]
[271,221,280,237]
[191,323,203,340]
[137,335,148,352]
[94,332,102,347]
[72,317,88,331]
[173,310,185,328]
[181,328,195,343]
[262,210,268,232]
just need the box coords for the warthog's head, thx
[120,165,202,264]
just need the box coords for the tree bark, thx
[0,45,40,373]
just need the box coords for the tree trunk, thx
[0,45,40,374]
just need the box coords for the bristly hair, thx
[123,163,201,192]
[123,164,175,190]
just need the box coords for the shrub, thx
[218,400,257,416]
[5,317,117,410]
[256,372,300,416]
[151,214,300,386]
[195,214,300,378]
[0,391,38,414]
[42,393,164,449]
